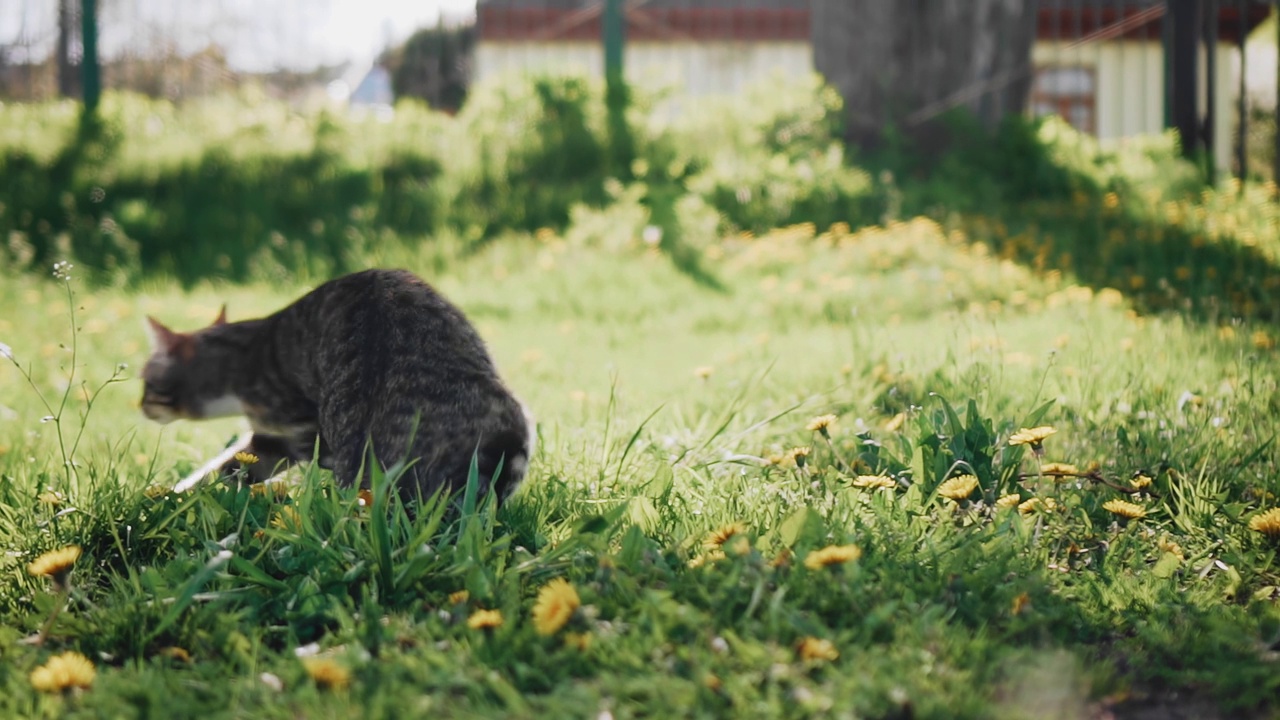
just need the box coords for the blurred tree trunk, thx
[811,0,1038,156]
[57,0,76,98]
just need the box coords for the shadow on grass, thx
[870,113,1280,328]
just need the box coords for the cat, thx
[140,268,535,503]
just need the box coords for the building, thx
[476,0,1273,170]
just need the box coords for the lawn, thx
[2,213,1280,719]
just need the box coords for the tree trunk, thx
[811,0,1039,156]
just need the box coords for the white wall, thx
[475,41,813,98]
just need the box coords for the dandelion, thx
[851,475,896,490]
[806,414,838,436]
[1009,426,1056,447]
[1248,508,1280,538]
[158,646,192,663]
[937,474,979,501]
[301,658,350,690]
[532,578,581,636]
[1157,537,1185,560]
[1011,592,1031,616]
[448,590,470,605]
[803,544,861,570]
[467,609,504,630]
[144,484,170,500]
[705,522,747,549]
[694,366,714,380]
[1130,474,1153,490]
[563,632,592,651]
[1018,497,1056,515]
[270,505,302,530]
[234,452,260,466]
[688,549,726,569]
[1103,499,1147,520]
[787,446,811,469]
[796,637,839,662]
[28,545,81,588]
[884,412,906,432]
[995,493,1022,511]
[1040,462,1079,477]
[30,651,95,693]
[769,548,793,569]
[251,482,290,500]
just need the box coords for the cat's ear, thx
[213,304,227,326]
[145,316,181,354]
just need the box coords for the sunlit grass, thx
[1,218,1279,718]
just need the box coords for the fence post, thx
[81,0,101,115]
[603,0,632,178]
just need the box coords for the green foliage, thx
[384,23,475,113]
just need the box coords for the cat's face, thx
[140,307,237,424]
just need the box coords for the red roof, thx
[477,1,1271,44]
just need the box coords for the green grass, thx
[2,217,1280,719]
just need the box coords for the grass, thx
[2,215,1280,719]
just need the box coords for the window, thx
[1031,66,1096,134]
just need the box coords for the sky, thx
[1,0,478,72]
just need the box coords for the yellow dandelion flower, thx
[1157,537,1184,560]
[1103,499,1147,520]
[301,658,350,690]
[694,366,714,380]
[532,578,581,636]
[726,535,751,557]
[234,452,260,465]
[703,673,723,691]
[251,482,290,500]
[1040,462,1079,477]
[705,522,747,548]
[884,412,907,433]
[1253,331,1275,351]
[796,637,839,662]
[787,446,811,468]
[852,474,896,490]
[28,545,81,587]
[688,549,726,569]
[1011,592,1031,616]
[143,484,169,500]
[769,548,793,569]
[1130,474,1153,490]
[30,651,96,693]
[803,544,862,570]
[1248,508,1280,537]
[467,609,504,630]
[996,493,1022,510]
[269,505,302,530]
[563,632,592,651]
[937,474,979,500]
[763,453,787,467]
[1018,497,1056,515]
[158,646,192,663]
[37,490,65,506]
[1009,426,1057,447]
[806,414,838,435]
[448,590,470,605]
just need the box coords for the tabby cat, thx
[140,269,534,502]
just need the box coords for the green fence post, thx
[603,0,632,178]
[81,0,101,115]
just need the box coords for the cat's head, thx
[140,306,240,424]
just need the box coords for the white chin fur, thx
[200,395,245,419]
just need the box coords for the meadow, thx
[1,77,1280,719]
